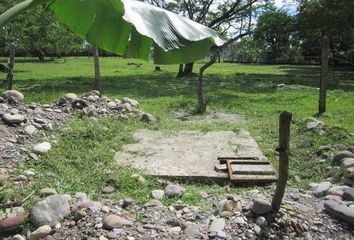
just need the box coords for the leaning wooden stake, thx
[272,111,292,211]
[6,42,15,90]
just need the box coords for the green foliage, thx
[0,0,83,59]
[254,10,296,62]
[0,58,353,205]
[298,0,354,62]
[0,0,224,64]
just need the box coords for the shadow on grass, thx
[2,66,353,103]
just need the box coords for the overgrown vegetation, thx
[1,58,353,206]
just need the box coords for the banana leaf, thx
[0,0,224,64]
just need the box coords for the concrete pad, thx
[115,129,266,179]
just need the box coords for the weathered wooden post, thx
[92,45,101,94]
[6,42,15,90]
[272,111,292,211]
[319,32,329,114]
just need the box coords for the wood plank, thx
[230,174,278,182]
[228,160,270,164]
[218,157,258,164]
[230,164,275,174]
[221,157,278,183]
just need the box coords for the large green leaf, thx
[0,0,224,64]
[0,0,49,27]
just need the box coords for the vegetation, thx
[254,10,295,62]
[0,0,353,207]
[1,57,353,204]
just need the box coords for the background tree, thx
[148,0,271,76]
[254,10,295,63]
[298,0,354,66]
[0,0,83,60]
[298,0,354,114]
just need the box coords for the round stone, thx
[2,114,26,124]
[103,214,133,230]
[24,125,37,135]
[33,142,51,154]
[2,90,24,102]
[252,199,272,215]
[150,190,165,200]
[30,225,52,240]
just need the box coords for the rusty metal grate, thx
[217,157,278,183]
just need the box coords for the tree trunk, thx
[64,46,67,63]
[6,43,15,90]
[319,32,329,114]
[92,45,101,94]
[196,48,217,114]
[37,49,45,61]
[177,64,184,78]
[183,62,194,75]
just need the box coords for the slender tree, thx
[92,45,101,94]
[6,43,15,90]
[196,47,218,114]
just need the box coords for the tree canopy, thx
[254,10,295,62]
[0,0,224,64]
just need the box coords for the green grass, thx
[1,57,353,207]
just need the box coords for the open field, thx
[1,57,354,203]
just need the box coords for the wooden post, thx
[6,43,15,90]
[272,111,292,212]
[92,45,101,94]
[319,32,329,114]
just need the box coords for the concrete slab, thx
[114,129,267,179]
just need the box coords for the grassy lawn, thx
[1,57,353,205]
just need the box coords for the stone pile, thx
[313,147,354,226]
[0,90,156,238]
[1,183,352,239]
[0,89,154,166]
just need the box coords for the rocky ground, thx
[0,90,354,239]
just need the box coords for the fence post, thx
[272,111,292,211]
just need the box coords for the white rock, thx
[24,125,37,135]
[209,218,225,232]
[30,225,52,240]
[107,101,117,109]
[2,114,26,124]
[64,93,78,101]
[33,142,51,154]
[24,170,35,176]
[12,234,25,240]
[151,190,165,200]
[2,90,24,102]
[30,195,70,227]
